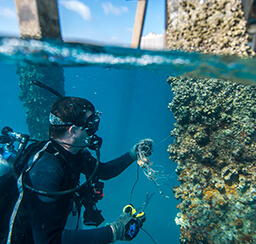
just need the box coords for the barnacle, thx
[166,0,255,57]
[168,75,256,243]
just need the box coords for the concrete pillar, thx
[14,0,61,39]
[242,0,254,20]
[242,0,256,51]
[14,0,65,140]
[131,0,148,48]
[164,0,168,49]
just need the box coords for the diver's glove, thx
[109,205,146,242]
[129,139,153,161]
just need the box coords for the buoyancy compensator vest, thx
[0,126,104,244]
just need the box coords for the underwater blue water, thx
[1,37,256,244]
[62,66,179,244]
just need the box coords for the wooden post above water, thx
[14,0,61,39]
[131,0,148,48]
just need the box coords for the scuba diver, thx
[3,96,153,244]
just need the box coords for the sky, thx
[0,0,165,46]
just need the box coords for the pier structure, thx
[14,0,65,140]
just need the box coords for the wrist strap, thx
[109,224,117,243]
[110,220,125,242]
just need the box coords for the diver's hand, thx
[129,139,153,160]
[110,205,145,242]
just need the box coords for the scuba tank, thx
[0,126,30,180]
[0,156,12,185]
[0,127,18,183]
[0,126,30,243]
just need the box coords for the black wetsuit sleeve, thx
[62,227,112,244]
[25,153,113,244]
[97,152,135,180]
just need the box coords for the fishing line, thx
[131,192,158,244]
[129,163,140,204]
[142,227,158,244]
[130,135,172,201]
[128,136,172,244]
[154,135,171,148]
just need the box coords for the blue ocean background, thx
[0,48,179,243]
[1,38,256,243]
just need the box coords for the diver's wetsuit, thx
[22,140,135,244]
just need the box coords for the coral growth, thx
[168,76,256,243]
[166,0,255,57]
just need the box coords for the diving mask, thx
[49,111,101,136]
